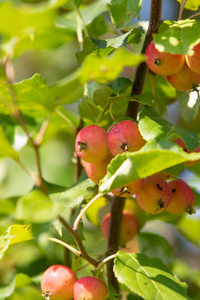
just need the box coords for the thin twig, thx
[188,11,200,19]
[97,254,116,271]
[35,115,52,146]
[59,216,99,267]
[73,193,104,231]
[178,0,187,21]
[49,237,80,257]
[55,109,77,135]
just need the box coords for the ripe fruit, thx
[186,41,200,74]
[111,178,144,197]
[167,62,200,91]
[75,125,109,163]
[101,210,138,245]
[145,41,185,76]
[166,179,195,214]
[135,175,172,214]
[174,138,200,167]
[85,154,113,184]
[107,120,145,156]
[73,276,108,300]
[41,265,77,300]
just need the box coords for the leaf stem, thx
[55,109,77,135]
[73,193,104,231]
[97,254,116,271]
[178,0,187,21]
[188,11,200,19]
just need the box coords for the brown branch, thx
[106,196,125,292]
[59,216,99,268]
[126,0,163,119]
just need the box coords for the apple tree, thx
[0,0,200,299]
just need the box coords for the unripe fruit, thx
[174,138,200,167]
[107,120,145,156]
[145,41,185,76]
[85,154,113,184]
[154,171,174,181]
[166,179,195,214]
[41,265,77,300]
[73,276,108,300]
[186,42,200,74]
[167,62,200,91]
[101,210,138,245]
[75,125,109,163]
[135,175,172,214]
[111,178,144,197]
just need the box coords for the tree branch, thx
[106,196,125,292]
[126,0,163,119]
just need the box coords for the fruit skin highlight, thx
[41,265,78,300]
[101,210,138,245]
[135,175,172,214]
[73,276,108,300]
[166,179,195,215]
[75,125,109,163]
[167,62,200,91]
[186,41,200,74]
[107,120,145,156]
[145,41,185,76]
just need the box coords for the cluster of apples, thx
[41,264,108,300]
[145,40,200,91]
[75,121,196,218]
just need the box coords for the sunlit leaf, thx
[114,251,191,300]
[0,124,19,161]
[154,19,200,55]
[0,224,33,259]
[177,90,200,122]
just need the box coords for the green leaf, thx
[0,74,55,118]
[0,198,16,215]
[153,19,200,55]
[107,0,142,28]
[178,215,200,246]
[75,37,98,66]
[177,90,200,122]
[138,106,199,151]
[0,224,33,259]
[0,2,56,38]
[0,124,19,161]
[99,139,200,194]
[79,50,145,84]
[56,0,108,31]
[137,232,173,266]
[108,77,132,95]
[0,277,15,299]
[85,196,107,226]
[176,0,200,10]
[114,251,191,300]
[16,190,57,223]
[128,92,154,106]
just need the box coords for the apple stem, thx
[49,237,80,257]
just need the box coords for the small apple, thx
[101,210,138,245]
[85,153,113,184]
[73,276,108,300]
[145,41,185,76]
[186,41,200,74]
[166,179,195,214]
[41,265,77,300]
[135,175,172,214]
[107,120,145,156]
[111,178,144,197]
[75,125,109,163]
[167,62,200,91]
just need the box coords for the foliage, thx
[0,0,200,299]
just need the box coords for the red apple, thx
[135,175,172,214]
[167,62,200,91]
[73,276,108,300]
[75,125,109,163]
[41,265,77,300]
[85,153,113,184]
[101,210,138,245]
[145,41,185,76]
[111,178,144,197]
[107,120,145,156]
[186,41,200,74]
[167,179,195,214]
